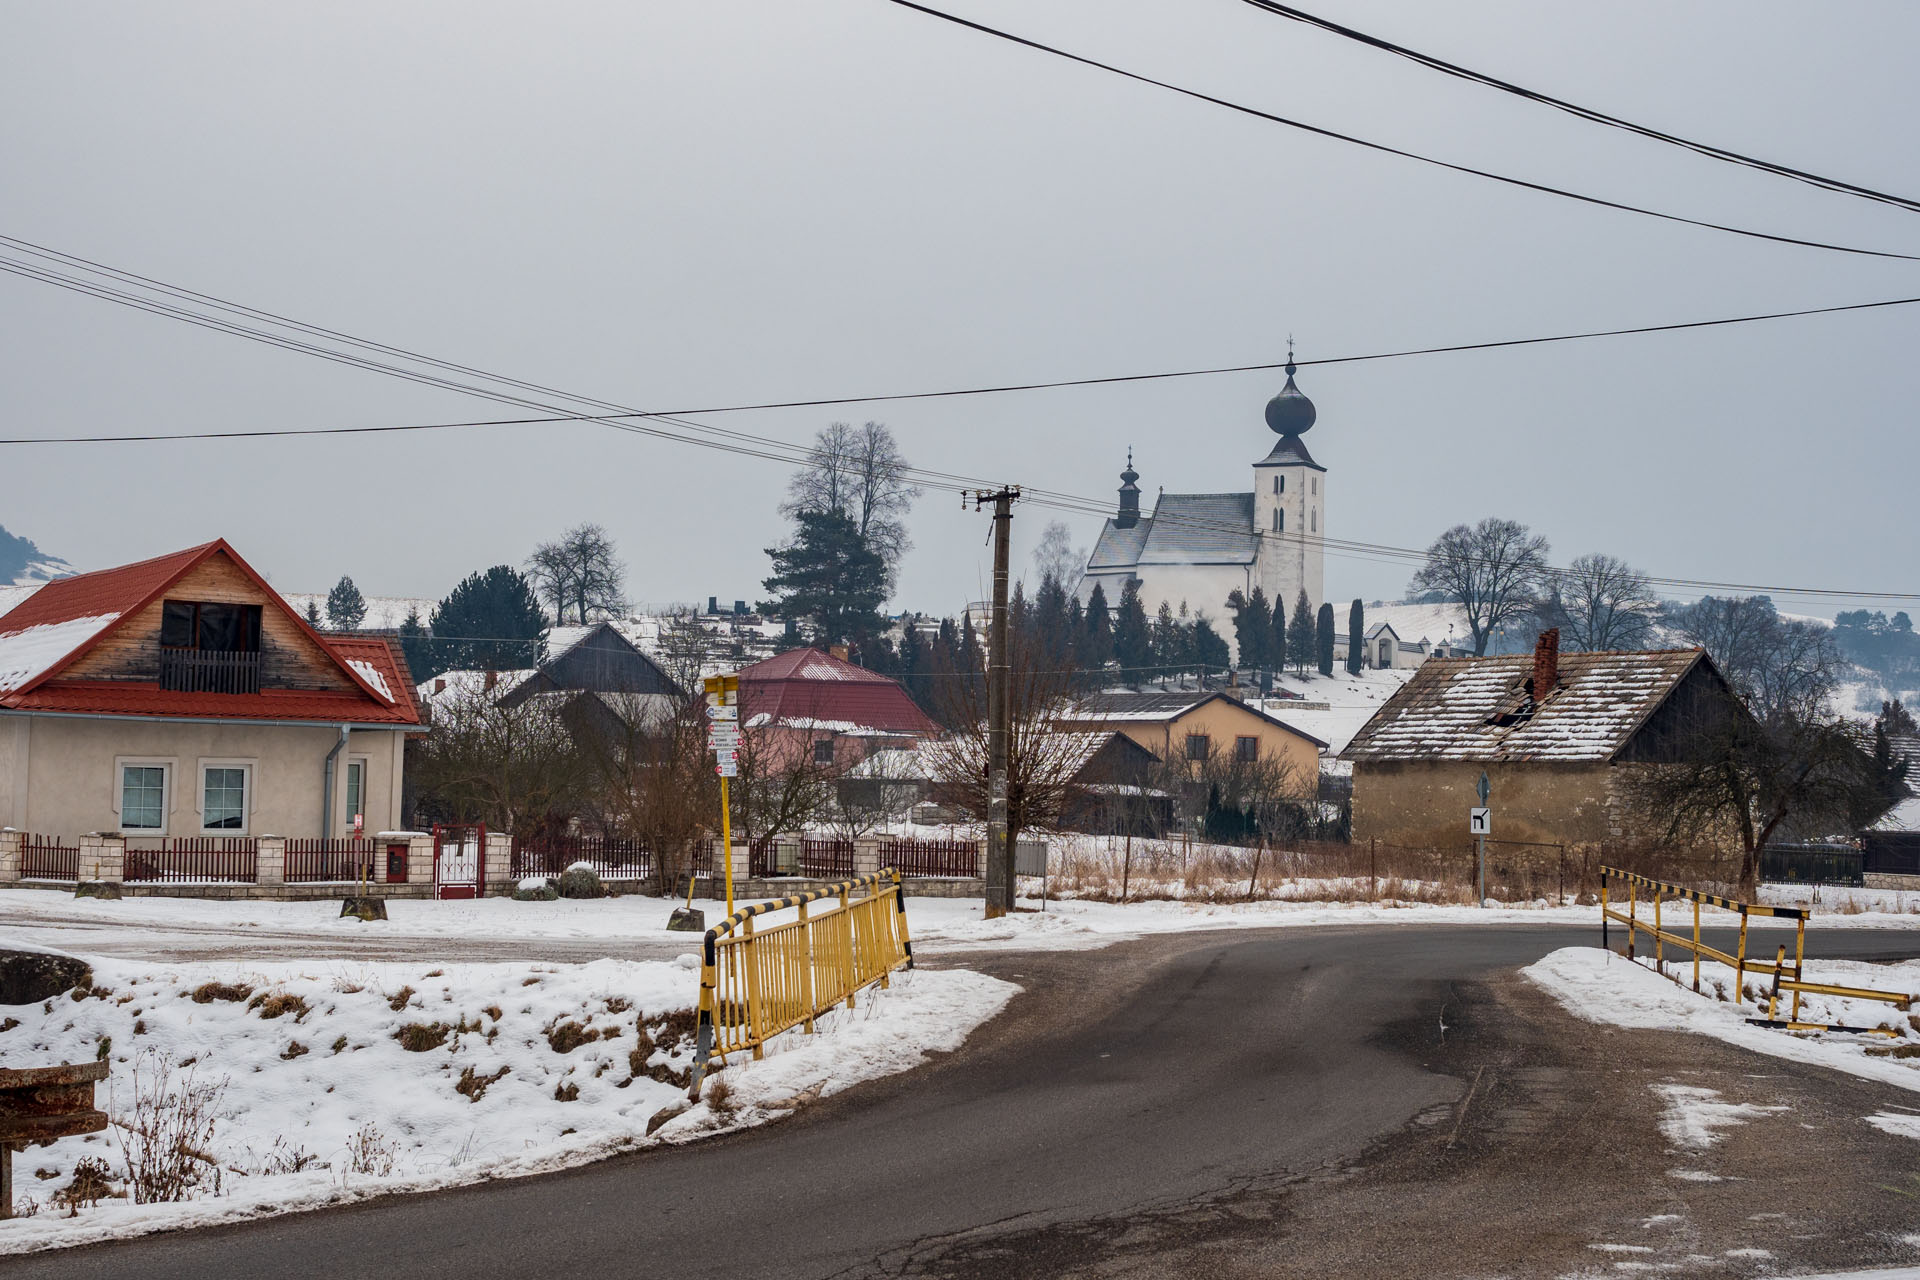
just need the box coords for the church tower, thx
[1251,356,1326,612]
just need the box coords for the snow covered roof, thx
[1064,690,1328,747]
[1872,792,1920,833]
[1137,493,1259,565]
[738,648,938,738]
[1343,649,1710,764]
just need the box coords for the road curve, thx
[7,924,1920,1280]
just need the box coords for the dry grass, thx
[394,1022,450,1053]
[344,1123,397,1177]
[704,1075,736,1117]
[454,1064,510,1102]
[545,1019,601,1054]
[386,985,416,1012]
[111,1050,227,1204]
[188,982,252,1005]
[248,992,311,1022]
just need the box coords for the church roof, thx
[1087,518,1153,570]
[1255,433,1324,471]
[1138,493,1259,565]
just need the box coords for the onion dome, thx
[1264,360,1316,436]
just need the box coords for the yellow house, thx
[1057,691,1325,788]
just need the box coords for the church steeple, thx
[1115,448,1141,529]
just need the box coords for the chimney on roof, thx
[433,678,445,694]
[708,596,717,614]
[830,644,850,661]
[1532,628,1560,700]
[734,600,746,615]
[483,670,498,692]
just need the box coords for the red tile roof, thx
[0,540,420,725]
[737,648,938,737]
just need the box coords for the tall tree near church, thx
[1152,601,1179,675]
[760,507,889,645]
[1114,580,1152,678]
[1408,518,1551,656]
[1270,594,1288,679]
[1082,583,1115,677]
[780,421,920,590]
[1287,590,1316,676]
[1192,614,1230,670]
[1316,603,1336,676]
[1347,600,1365,675]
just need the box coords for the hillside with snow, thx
[1,524,71,587]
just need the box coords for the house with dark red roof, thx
[737,647,938,772]
[0,540,422,842]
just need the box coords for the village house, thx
[416,620,685,744]
[1056,690,1326,787]
[0,540,422,843]
[737,647,939,772]
[1343,631,1749,850]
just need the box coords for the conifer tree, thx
[304,600,322,626]
[1192,614,1230,670]
[1082,583,1116,676]
[1244,587,1274,672]
[326,575,368,631]
[1316,602,1336,677]
[397,607,431,681]
[1270,593,1288,678]
[1288,590,1315,675]
[1153,601,1179,675]
[1114,580,1152,677]
[1347,599,1366,675]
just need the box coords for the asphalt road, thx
[10,924,1920,1279]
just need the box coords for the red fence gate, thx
[432,824,484,900]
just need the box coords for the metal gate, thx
[432,823,483,900]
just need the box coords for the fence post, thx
[1791,917,1807,1023]
[78,834,124,886]
[1691,897,1701,993]
[0,829,20,885]
[1626,879,1636,960]
[255,836,285,892]
[742,913,765,1059]
[730,840,753,887]
[1735,907,1750,1004]
[1654,887,1663,969]
[483,832,512,896]
[853,838,881,880]
[1600,870,1608,951]
[839,883,857,1009]
[406,833,435,886]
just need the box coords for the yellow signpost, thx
[703,674,741,917]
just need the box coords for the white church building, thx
[1079,358,1327,658]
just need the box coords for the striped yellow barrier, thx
[1599,866,1912,1033]
[690,869,913,1095]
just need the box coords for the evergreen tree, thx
[427,566,546,675]
[1270,593,1288,678]
[397,607,431,681]
[1082,583,1115,676]
[959,612,983,674]
[305,600,322,626]
[1243,587,1274,672]
[1032,575,1071,667]
[1347,599,1365,675]
[1063,595,1085,684]
[1114,580,1153,677]
[1316,602,1336,677]
[760,507,889,646]
[1007,581,1032,655]
[326,575,367,631]
[1884,699,1919,737]
[1288,590,1315,675]
[1192,614,1230,670]
[1153,601,1179,676]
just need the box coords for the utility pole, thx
[971,486,1020,918]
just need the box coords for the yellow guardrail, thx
[1600,866,1912,1032]
[690,869,913,1094]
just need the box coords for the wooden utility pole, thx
[972,486,1020,918]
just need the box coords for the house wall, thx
[1067,700,1320,789]
[1352,759,1630,850]
[0,713,406,841]
[62,553,356,693]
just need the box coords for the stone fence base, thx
[1864,873,1920,891]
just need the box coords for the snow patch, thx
[1650,1083,1786,1150]
[0,612,120,692]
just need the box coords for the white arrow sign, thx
[706,704,738,721]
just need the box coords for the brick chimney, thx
[433,678,445,694]
[830,644,850,662]
[483,669,498,692]
[1532,628,1560,700]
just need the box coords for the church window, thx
[1273,510,1283,533]
[1311,477,1317,495]
[1311,508,1317,532]
[1277,476,1285,493]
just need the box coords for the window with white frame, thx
[200,765,249,832]
[345,759,366,826]
[120,765,168,830]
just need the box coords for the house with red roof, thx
[0,540,422,843]
[737,647,939,773]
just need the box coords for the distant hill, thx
[0,525,72,586]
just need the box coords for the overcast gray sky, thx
[4,0,1917,621]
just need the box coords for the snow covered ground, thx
[0,947,1014,1252]
[1525,946,1920,1093]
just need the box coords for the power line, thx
[876,0,1920,263]
[1238,0,1920,216]
[3,239,1915,606]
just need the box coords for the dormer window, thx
[159,600,263,694]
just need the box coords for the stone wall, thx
[1352,759,1621,850]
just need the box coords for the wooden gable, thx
[62,550,357,693]
[1613,657,1749,765]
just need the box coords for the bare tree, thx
[1030,520,1085,592]
[1556,553,1656,651]
[728,727,834,848]
[1668,596,1843,721]
[594,693,719,893]
[780,421,921,586]
[925,629,1092,896]
[408,680,585,833]
[828,774,923,841]
[1408,518,1551,656]
[527,524,626,624]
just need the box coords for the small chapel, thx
[1079,358,1327,661]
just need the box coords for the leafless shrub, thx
[55,1157,115,1215]
[343,1123,398,1177]
[258,1136,320,1176]
[704,1075,736,1117]
[112,1049,228,1204]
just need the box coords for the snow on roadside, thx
[1650,1083,1786,1149]
[0,950,1014,1254]
[1524,947,1920,1093]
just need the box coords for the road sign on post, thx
[1475,770,1491,907]
[703,673,742,916]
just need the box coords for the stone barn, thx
[1343,632,1747,851]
